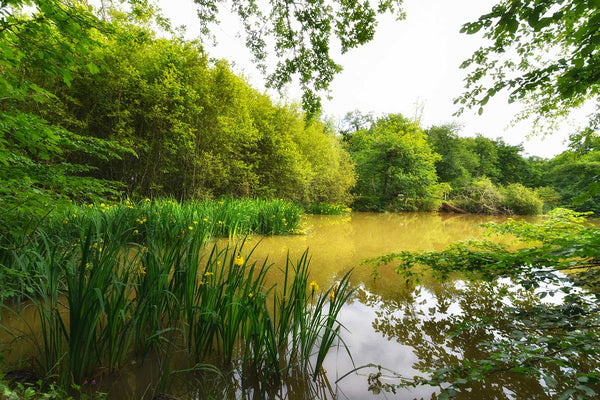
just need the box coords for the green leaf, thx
[62,69,73,87]
[86,62,100,74]
[557,388,576,400]
[543,374,558,388]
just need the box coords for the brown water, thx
[207,212,545,400]
[1,212,547,399]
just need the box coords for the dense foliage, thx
[1,2,355,216]
[0,198,352,397]
[0,0,134,215]
[345,114,441,211]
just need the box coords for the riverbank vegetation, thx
[0,197,352,397]
[2,0,600,399]
[1,2,597,219]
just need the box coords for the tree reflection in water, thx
[336,278,567,400]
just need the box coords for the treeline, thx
[2,3,597,218]
[342,113,599,215]
[1,6,354,217]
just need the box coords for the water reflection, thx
[225,212,549,399]
[331,282,550,400]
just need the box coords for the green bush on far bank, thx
[450,177,545,215]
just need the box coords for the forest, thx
[1,1,597,220]
[1,0,600,399]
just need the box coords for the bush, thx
[452,177,506,214]
[306,203,352,215]
[502,183,543,215]
[535,186,562,212]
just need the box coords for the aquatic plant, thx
[306,203,352,215]
[0,212,352,394]
[51,198,303,246]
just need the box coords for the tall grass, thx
[50,198,303,246]
[305,203,352,215]
[0,198,353,395]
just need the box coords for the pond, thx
[1,212,547,399]
[224,212,546,400]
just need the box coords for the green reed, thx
[3,233,67,379]
[52,198,303,245]
[305,202,352,215]
[0,198,353,394]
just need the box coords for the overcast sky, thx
[156,0,583,158]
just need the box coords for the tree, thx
[0,0,131,220]
[191,0,405,114]
[545,150,600,213]
[347,114,440,211]
[23,9,355,204]
[456,0,600,137]
[495,139,531,185]
[425,124,478,189]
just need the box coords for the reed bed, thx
[0,198,353,396]
[50,197,303,244]
[305,203,352,215]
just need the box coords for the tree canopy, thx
[191,0,405,114]
[456,0,600,134]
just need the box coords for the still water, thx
[212,212,545,400]
[2,212,546,399]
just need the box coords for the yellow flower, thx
[188,226,194,230]
[203,218,208,222]
[309,281,319,293]
[133,229,139,235]
[248,293,254,299]
[204,272,214,277]
[330,283,338,302]
[145,198,151,202]
[193,220,198,225]
[234,254,244,266]
[139,266,147,276]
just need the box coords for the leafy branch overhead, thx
[192,0,405,114]
[455,0,600,125]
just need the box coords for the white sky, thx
[156,0,584,158]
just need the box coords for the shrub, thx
[306,203,352,215]
[452,177,506,214]
[503,183,543,215]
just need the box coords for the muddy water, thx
[209,212,545,400]
[1,212,544,399]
